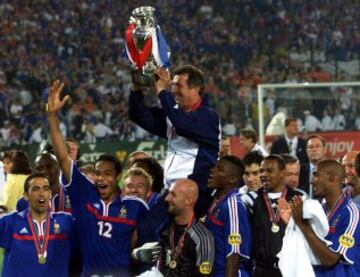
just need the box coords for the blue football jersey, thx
[206,190,251,277]
[64,161,149,276]
[314,195,360,277]
[147,192,160,208]
[0,209,73,277]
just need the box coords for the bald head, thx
[342,151,359,185]
[343,151,359,161]
[165,179,199,217]
[355,152,360,177]
[173,179,199,206]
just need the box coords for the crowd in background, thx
[1,0,360,146]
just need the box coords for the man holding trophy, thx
[126,6,221,243]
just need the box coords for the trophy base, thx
[132,70,155,87]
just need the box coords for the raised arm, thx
[47,80,72,183]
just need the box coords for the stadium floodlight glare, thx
[257,81,360,147]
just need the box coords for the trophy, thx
[125,6,170,87]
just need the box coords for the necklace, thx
[168,215,195,269]
[27,211,51,264]
[263,186,288,233]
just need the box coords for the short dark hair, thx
[173,65,205,97]
[306,135,326,147]
[243,151,264,167]
[125,151,149,169]
[285,117,298,127]
[317,159,345,182]
[24,171,50,193]
[279,153,299,165]
[263,154,285,170]
[3,150,32,175]
[240,128,257,143]
[221,155,245,177]
[95,154,122,175]
[38,140,55,156]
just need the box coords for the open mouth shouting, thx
[97,183,109,193]
[36,198,47,209]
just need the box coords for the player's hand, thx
[154,68,171,94]
[47,80,70,114]
[132,82,142,92]
[278,198,292,225]
[290,196,307,228]
[132,242,161,264]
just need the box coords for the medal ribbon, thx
[27,211,51,259]
[263,186,288,224]
[125,23,153,69]
[209,188,238,215]
[326,192,346,221]
[169,214,195,261]
[58,186,64,211]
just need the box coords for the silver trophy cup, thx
[128,6,159,86]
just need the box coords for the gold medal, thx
[271,223,280,233]
[168,259,177,269]
[38,256,46,264]
[28,212,51,266]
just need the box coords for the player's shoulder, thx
[190,220,214,240]
[122,196,149,210]
[0,210,18,221]
[343,201,360,226]
[188,221,215,273]
[288,186,307,197]
[333,201,360,244]
[226,193,247,211]
[241,189,259,208]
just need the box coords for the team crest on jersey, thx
[331,215,340,228]
[213,208,220,218]
[228,233,241,245]
[339,234,355,248]
[54,221,61,234]
[119,206,127,218]
[65,195,72,209]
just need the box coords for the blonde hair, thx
[124,167,153,191]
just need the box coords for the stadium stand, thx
[0,0,360,145]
